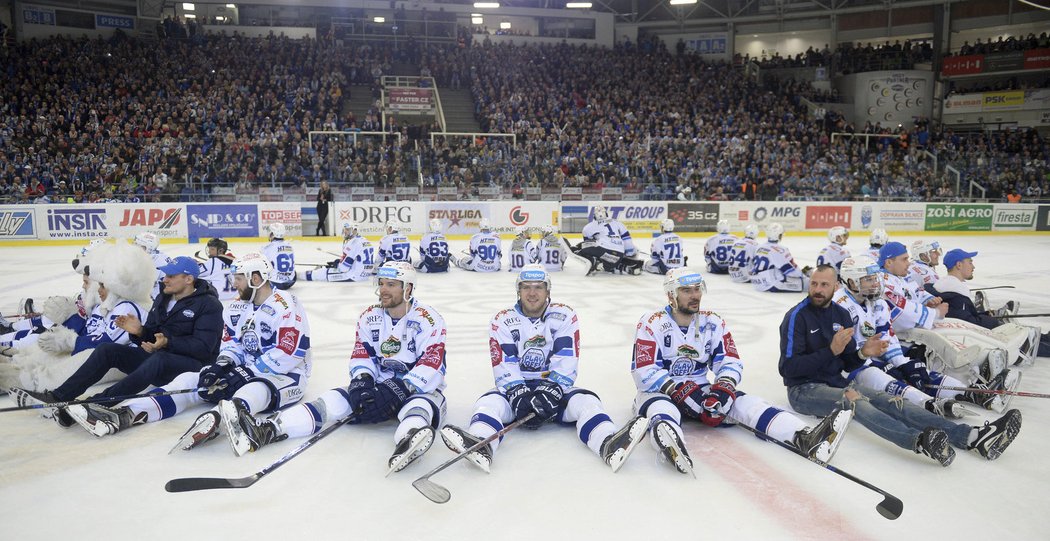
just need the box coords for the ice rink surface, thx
[1,232,1048,540]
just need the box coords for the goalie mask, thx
[592,206,610,223]
[840,255,883,302]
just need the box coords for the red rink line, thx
[685,430,878,541]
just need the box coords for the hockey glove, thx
[326,259,341,269]
[699,379,737,428]
[197,363,254,402]
[666,380,706,420]
[358,377,411,424]
[506,384,536,426]
[897,359,931,389]
[524,380,564,428]
[346,373,378,412]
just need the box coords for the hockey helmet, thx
[744,224,759,240]
[716,220,730,235]
[827,226,849,245]
[663,268,707,304]
[660,219,675,233]
[376,261,417,300]
[869,228,889,247]
[909,239,941,265]
[268,223,287,239]
[840,255,882,302]
[766,223,784,243]
[134,232,159,252]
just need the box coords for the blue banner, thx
[95,14,135,29]
[187,204,259,238]
[0,209,37,239]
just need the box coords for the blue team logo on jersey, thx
[664,335,672,348]
[85,315,103,336]
[520,348,547,371]
[241,330,260,354]
[380,359,410,374]
[371,329,380,342]
[260,322,272,336]
[511,329,520,343]
[230,314,241,326]
[668,358,696,377]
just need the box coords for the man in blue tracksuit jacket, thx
[35,257,224,407]
[779,264,1022,467]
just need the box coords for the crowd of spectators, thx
[747,40,935,74]
[1,30,1048,205]
[950,32,1050,57]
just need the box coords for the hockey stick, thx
[926,385,1050,399]
[971,286,1016,291]
[1,383,228,413]
[412,413,536,504]
[316,247,342,258]
[165,413,358,493]
[736,423,903,520]
[295,261,328,269]
[998,313,1050,319]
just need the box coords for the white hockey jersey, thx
[536,234,567,272]
[466,232,502,272]
[508,238,538,272]
[750,243,803,292]
[378,233,412,266]
[649,232,685,270]
[147,250,173,299]
[260,239,296,287]
[198,257,236,302]
[832,287,907,368]
[417,232,451,273]
[817,243,851,270]
[882,271,937,331]
[337,236,376,281]
[489,301,580,391]
[349,299,447,394]
[866,246,882,261]
[220,289,311,378]
[582,220,637,256]
[704,233,738,273]
[74,299,146,355]
[728,237,759,283]
[631,307,744,392]
[909,261,940,290]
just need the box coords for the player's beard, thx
[238,286,254,302]
[809,292,831,308]
[674,301,699,316]
[380,293,404,310]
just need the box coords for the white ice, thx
[1,233,1048,540]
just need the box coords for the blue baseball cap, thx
[943,249,977,270]
[158,256,201,278]
[877,241,907,267]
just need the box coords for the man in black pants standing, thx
[316,180,333,236]
[14,257,223,426]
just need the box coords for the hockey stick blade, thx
[412,477,451,504]
[926,385,1050,399]
[2,384,226,414]
[736,423,902,520]
[412,413,536,504]
[165,474,261,492]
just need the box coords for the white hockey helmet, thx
[663,268,707,303]
[515,225,529,238]
[376,261,417,300]
[516,264,551,292]
[660,219,675,233]
[592,205,610,223]
[909,239,942,265]
[716,220,730,235]
[744,224,759,240]
[766,222,784,243]
[343,222,359,239]
[134,231,159,252]
[478,218,492,232]
[268,223,286,239]
[385,220,400,234]
[840,255,883,301]
[827,226,849,245]
[429,218,442,233]
[869,228,889,247]
[541,224,557,236]
[231,252,273,283]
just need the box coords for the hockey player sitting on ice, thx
[568,205,642,275]
[922,249,1050,367]
[630,269,854,475]
[878,241,947,332]
[377,220,411,267]
[535,225,566,272]
[866,228,888,261]
[453,218,502,272]
[816,226,850,271]
[0,239,108,354]
[12,256,224,426]
[62,253,312,448]
[643,219,684,275]
[507,226,538,272]
[416,219,450,273]
[704,220,737,274]
[780,265,1022,467]
[1,242,153,394]
[728,224,760,283]
[197,238,236,302]
[261,223,296,290]
[133,232,173,299]
[298,222,376,282]
[225,261,448,473]
[750,223,809,292]
[440,264,648,473]
[907,239,942,289]
[832,256,978,417]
